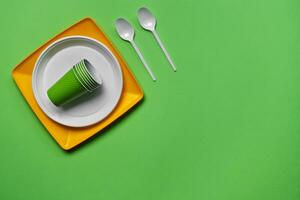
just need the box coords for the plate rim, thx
[32,35,123,127]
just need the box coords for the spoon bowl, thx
[138,7,156,31]
[115,18,135,42]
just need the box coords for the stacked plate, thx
[32,36,123,127]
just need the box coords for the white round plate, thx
[32,36,123,127]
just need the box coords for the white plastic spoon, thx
[138,7,177,72]
[115,18,157,81]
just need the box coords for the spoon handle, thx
[152,30,177,72]
[131,41,157,81]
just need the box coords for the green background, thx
[1,0,300,199]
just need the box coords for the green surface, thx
[1,0,300,199]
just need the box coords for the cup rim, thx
[82,59,102,85]
[72,67,93,92]
[77,61,99,87]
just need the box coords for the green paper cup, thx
[47,59,102,106]
[47,68,89,106]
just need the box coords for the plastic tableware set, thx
[12,7,176,150]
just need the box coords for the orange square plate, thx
[12,18,143,150]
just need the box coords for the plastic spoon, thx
[138,7,177,72]
[115,18,157,81]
